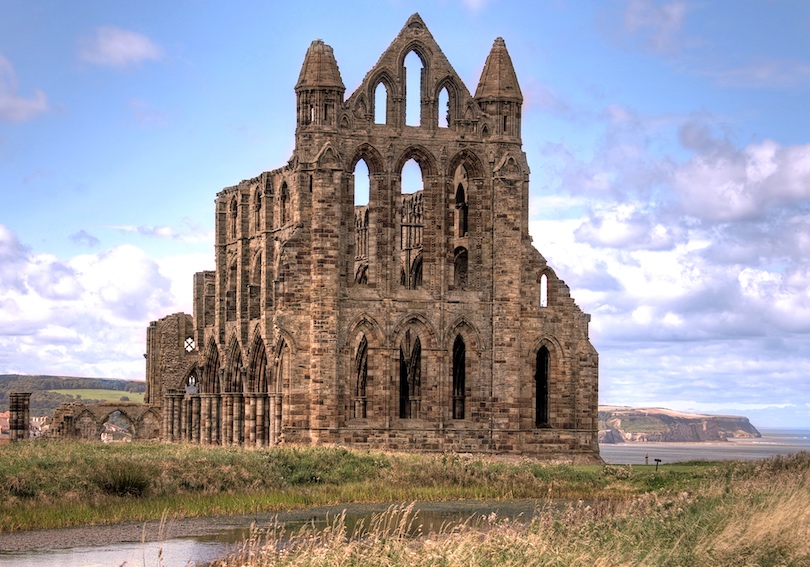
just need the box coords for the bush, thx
[94,460,154,497]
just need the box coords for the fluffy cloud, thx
[0,225,195,378]
[108,219,213,243]
[0,54,48,122]
[529,105,810,423]
[78,26,163,68]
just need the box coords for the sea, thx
[599,428,810,465]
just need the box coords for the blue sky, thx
[1,0,809,428]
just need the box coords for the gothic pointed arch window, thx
[353,158,370,286]
[399,330,421,419]
[455,184,468,237]
[249,254,261,320]
[354,334,368,418]
[279,182,289,226]
[404,50,423,126]
[453,247,468,289]
[535,346,550,427]
[540,274,548,308]
[254,189,262,233]
[438,86,450,128]
[374,82,387,124]
[229,198,238,239]
[226,261,237,321]
[452,335,466,419]
[400,159,424,289]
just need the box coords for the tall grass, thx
[211,452,810,567]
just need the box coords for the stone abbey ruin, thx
[52,14,599,458]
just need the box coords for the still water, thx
[1,429,807,567]
[0,500,544,567]
[600,428,810,465]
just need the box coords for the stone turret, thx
[295,39,345,131]
[475,37,523,139]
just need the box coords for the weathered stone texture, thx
[144,14,600,459]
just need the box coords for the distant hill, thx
[599,406,761,444]
[0,375,146,416]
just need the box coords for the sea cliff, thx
[598,406,761,444]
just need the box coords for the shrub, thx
[94,460,154,497]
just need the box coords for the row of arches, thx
[226,181,290,242]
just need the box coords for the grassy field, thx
[1,442,807,565]
[47,388,144,403]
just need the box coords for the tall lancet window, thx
[540,274,548,308]
[354,334,368,418]
[535,346,550,427]
[452,335,465,419]
[455,184,468,237]
[399,331,421,419]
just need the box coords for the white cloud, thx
[0,54,48,122]
[78,26,163,68]
[705,59,810,89]
[0,224,201,378]
[107,220,213,243]
[611,0,688,54]
[674,139,810,222]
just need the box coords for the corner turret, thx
[296,39,345,131]
[474,38,522,139]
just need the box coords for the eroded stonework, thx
[145,14,600,459]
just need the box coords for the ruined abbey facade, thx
[143,14,599,459]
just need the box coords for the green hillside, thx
[49,389,145,404]
[0,375,146,416]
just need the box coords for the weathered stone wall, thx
[145,14,600,460]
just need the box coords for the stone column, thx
[271,394,282,445]
[191,395,201,443]
[232,393,244,445]
[244,393,257,446]
[213,394,222,445]
[183,396,192,442]
[172,393,183,442]
[201,394,213,444]
[162,393,172,440]
[222,394,234,445]
[256,394,267,447]
[9,392,31,442]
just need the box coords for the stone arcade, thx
[144,14,599,459]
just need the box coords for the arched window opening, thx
[540,274,548,308]
[455,184,468,237]
[374,82,387,124]
[400,159,424,289]
[254,191,262,232]
[399,331,421,418]
[438,86,450,128]
[249,255,261,320]
[410,253,423,289]
[101,411,134,444]
[503,115,508,134]
[226,262,237,321]
[453,247,468,289]
[269,340,289,445]
[184,336,196,352]
[404,51,423,126]
[452,335,465,419]
[354,158,370,206]
[401,159,423,195]
[354,334,368,418]
[354,159,370,286]
[229,198,238,239]
[248,338,267,394]
[279,182,289,226]
[186,372,198,394]
[535,346,550,427]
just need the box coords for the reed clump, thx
[211,452,810,567]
